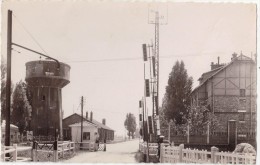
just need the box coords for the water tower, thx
[25,60,70,140]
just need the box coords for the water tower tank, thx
[25,60,70,140]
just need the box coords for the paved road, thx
[64,139,139,163]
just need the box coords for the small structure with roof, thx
[69,121,98,142]
[62,112,114,142]
[1,120,19,143]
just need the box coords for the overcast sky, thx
[1,0,257,136]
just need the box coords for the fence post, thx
[73,142,76,153]
[32,141,37,162]
[2,146,6,162]
[68,141,71,154]
[62,143,64,158]
[179,144,184,163]
[53,140,58,162]
[160,143,164,163]
[13,144,17,162]
[211,146,219,163]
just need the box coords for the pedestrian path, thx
[64,139,139,163]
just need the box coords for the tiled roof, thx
[64,113,114,131]
[192,55,254,93]
[91,119,114,131]
[69,121,98,127]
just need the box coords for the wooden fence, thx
[75,141,96,151]
[160,144,256,164]
[32,141,75,162]
[1,144,32,162]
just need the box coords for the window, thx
[240,89,245,97]
[42,95,46,101]
[83,132,90,140]
[239,112,246,122]
[239,99,246,110]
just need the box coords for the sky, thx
[1,0,257,136]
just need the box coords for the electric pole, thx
[5,10,60,146]
[81,96,84,143]
[5,9,12,147]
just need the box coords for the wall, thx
[70,126,98,142]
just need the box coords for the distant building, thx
[63,112,114,142]
[1,120,19,143]
[69,121,98,142]
[191,53,256,135]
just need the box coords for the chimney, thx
[231,52,237,60]
[90,111,93,122]
[86,111,88,120]
[102,119,106,125]
[211,57,224,70]
[210,62,215,70]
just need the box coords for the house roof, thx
[91,119,114,131]
[192,55,254,94]
[64,113,114,131]
[198,66,224,83]
[1,120,19,131]
[69,121,98,127]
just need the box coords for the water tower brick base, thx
[25,60,70,140]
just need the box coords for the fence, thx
[75,141,106,152]
[139,142,158,156]
[1,144,32,162]
[160,144,256,164]
[170,134,228,145]
[32,141,75,162]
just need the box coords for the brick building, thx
[191,53,256,135]
[62,112,114,142]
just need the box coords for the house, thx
[191,53,256,136]
[62,112,114,142]
[1,120,19,143]
[69,121,98,142]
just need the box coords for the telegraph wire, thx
[64,53,211,64]
[12,13,50,57]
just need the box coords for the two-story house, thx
[191,53,256,135]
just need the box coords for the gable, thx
[63,113,87,128]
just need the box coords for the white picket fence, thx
[1,144,32,162]
[160,144,256,164]
[57,141,75,158]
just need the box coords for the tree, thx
[163,60,193,124]
[1,60,13,122]
[11,80,32,139]
[1,61,7,122]
[182,105,219,135]
[124,113,136,139]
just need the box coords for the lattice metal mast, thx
[154,11,162,136]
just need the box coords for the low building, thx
[69,121,98,142]
[191,53,256,136]
[1,120,20,143]
[62,112,114,142]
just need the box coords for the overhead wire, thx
[64,53,210,64]
[12,13,50,57]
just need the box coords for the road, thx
[64,139,140,163]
